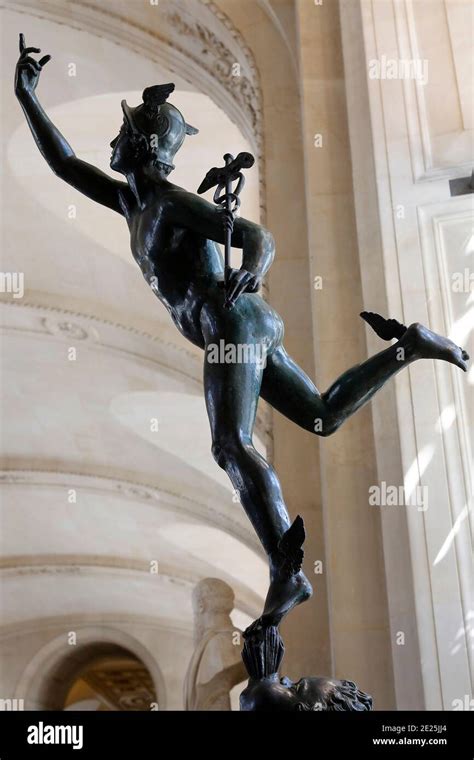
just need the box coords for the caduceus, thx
[197,151,254,304]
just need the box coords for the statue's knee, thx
[315,412,341,437]
[211,437,247,469]
[211,440,227,469]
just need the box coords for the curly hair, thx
[296,679,373,711]
[327,679,373,711]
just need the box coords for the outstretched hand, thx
[224,267,261,309]
[15,33,51,98]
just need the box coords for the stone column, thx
[295,0,396,708]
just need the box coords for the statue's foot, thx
[402,323,469,371]
[244,570,312,638]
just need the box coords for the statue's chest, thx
[129,208,164,278]
[128,207,188,292]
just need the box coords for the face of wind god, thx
[240,675,373,712]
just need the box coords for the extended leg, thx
[204,347,289,555]
[261,322,469,436]
[201,313,312,628]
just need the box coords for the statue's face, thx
[240,680,302,712]
[289,677,334,710]
[110,120,140,174]
[240,676,372,712]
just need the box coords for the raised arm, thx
[14,34,127,215]
[165,188,275,307]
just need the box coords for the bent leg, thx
[261,343,408,436]
[261,323,469,436]
[260,347,328,433]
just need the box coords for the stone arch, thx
[14,626,167,710]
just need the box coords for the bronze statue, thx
[15,35,469,707]
[240,627,372,711]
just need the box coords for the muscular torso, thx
[121,188,223,349]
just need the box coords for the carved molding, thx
[0,554,263,624]
[165,0,263,150]
[0,554,262,619]
[0,468,263,557]
[0,554,195,586]
[41,317,99,342]
[2,613,194,642]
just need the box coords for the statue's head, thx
[240,674,373,712]
[110,83,198,176]
[192,578,235,645]
[193,578,235,616]
[239,626,373,711]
